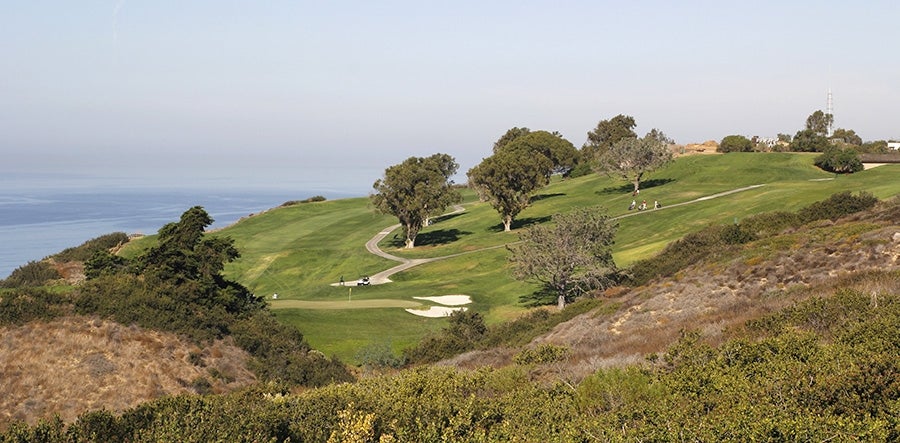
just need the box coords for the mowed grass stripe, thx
[270,299,423,310]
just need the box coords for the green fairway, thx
[122,153,900,363]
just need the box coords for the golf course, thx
[124,152,900,362]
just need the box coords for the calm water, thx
[0,172,372,278]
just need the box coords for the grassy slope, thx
[122,153,900,362]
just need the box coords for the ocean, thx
[0,172,372,279]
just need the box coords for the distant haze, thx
[2,1,898,184]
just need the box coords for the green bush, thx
[718,134,753,153]
[514,343,570,365]
[798,191,878,223]
[403,310,487,364]
[280,196,327,206]
[232,311,354,386]
[814,147,864,174]
[740,211,802,238]
[0,260,60,288]
[53,232,129,263]
[0,288,69,326]
[356,341,405,371]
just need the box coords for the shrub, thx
[741,211,802,238]
[356,341,405,371]
[0,288,69,326]
[798,191,878,223]
[0,260,60,288]
[281,196,327,206]
[232,311,354,386]
[53,232,129,262]
[514,343,570,365]
[814,148,864,174]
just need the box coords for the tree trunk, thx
[405,237,415,248]
[557,294,566,310]
[503,216,512,232]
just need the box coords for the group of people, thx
[629,199,661,211]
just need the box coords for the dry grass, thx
[0,316,256,428]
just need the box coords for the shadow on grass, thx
[518,286,559,307]
[595,178,676,196]
[530,193,566,202]
[388,228,472,248]
[488,215,552,233]
[431,212,465,224]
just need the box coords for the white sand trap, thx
[413,295,472,306]
[405,306,468,318]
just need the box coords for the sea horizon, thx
[0,170,376,279]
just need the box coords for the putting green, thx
[269,299,423,310]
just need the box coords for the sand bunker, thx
[413,295,472,306]
[405,295,472,317]
[405,306,468,318]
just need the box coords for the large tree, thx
[496,130,579,177]
[594,132,673,193]
[805,110,834,136]
[831,128,862,146]
[493,126,531,152]
[508,206,618,310]
[467,150,552,232]
[371,153,461,248]
[583,114,637,160]
[790,129,830,152]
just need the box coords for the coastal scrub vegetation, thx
[3,282,897,441]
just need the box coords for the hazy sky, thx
[2,1,898,192]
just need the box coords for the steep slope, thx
[445,198,900,379]
[0,316,256,427]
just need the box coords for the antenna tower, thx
[826,89,834,137]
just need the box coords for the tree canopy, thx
[468,150,551,232]
[718,135,753,153]
[790,129,830,152]
[805,109,834,136]
[371,153,461,248]
[831,128,862,146]
[493,126,531,152]
[594,132,673,193]
[508,206,618,309]
[496,130,579,177]
[582,114,637,160]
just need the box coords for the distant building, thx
[888,141,900,150]
[754,136,778,148]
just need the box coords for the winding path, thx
[352,184,767,286]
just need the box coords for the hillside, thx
[0,316,256,426]
[444,197,900,377]
[183,153,900,362]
